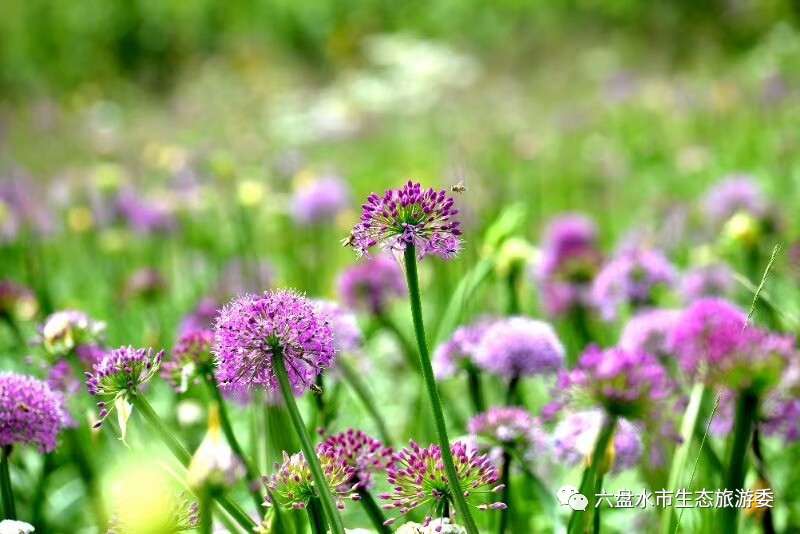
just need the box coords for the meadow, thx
[1,2,799,533]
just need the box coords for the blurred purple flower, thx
[433,316,494,379]
[115,188,176,235]
[701,175,768,226]
[467,406,549,463]
[162,330,215,393]
[0,371,64,452]
[590,248,676,321]
[315,300,363,353]
[680,263,735,302]
[179,297,220,336]
[552,410,642,474]
[213,290,335,396]
[37,309,106,361]
[474,317,564,382]
[291,174,350,226]
[337,256,406,317]
[346,181,462,260]
[124,267,167,302]
[619,309,681,361]
[0,280,38,321]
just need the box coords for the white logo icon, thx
[557,485,588,511]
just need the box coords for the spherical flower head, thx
[680,263,735,302]
[0,280,38,321]
[315,300,363,354]
[178,297,219,336]
[346,181,462,260]
[702,175,768,226]
[0,372,64,453]
[433,316,494,379]
[619,309,681,360]
[474,317,564,381]
[321,429,393,490]
[337,256,406,316]
[213,290,336,396]
[558,345,671,420]
[162,330,215,393]
[538,213,601,281]
[717,328,796,395]
[85,346,164,428]
[265,446,359,511]
[552,410,642,474]
[107,492,199,533]
[379,440,505,528]
[668,298,747,377]
[291,174,351,226]
[38,309,106,359]
[467,407,549,464]
[591,248,676,321]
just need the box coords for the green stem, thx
[307,498,328,534]
[31,453,53,530]
[207,376,265,516]
[357,487,392,534]
[272,351,345,534]
[497,450,512,534]
[593,475,604,534]
[568,415,617,534]
[465,363,485,414]
[200,490,213,534]
[403,245,479,534]
[720,393,759,533]
[338,358,393,444]
[505,267,521,315]
[131,395,256,531]
[1,445,16,519]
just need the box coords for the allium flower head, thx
[337,256,406,316]
[433,317,494,379]
[538,214,601,281]
[38,309,106,359]
[0,280,38,321]
[379,440,505,527]
[107,492,199,534]
[161,330,215,393]
[474,317,564,381]
[85,346,164,428]
[552,410,642,474]
[213,290,335,396]
[178,297,219,336]
[702,175,768,226]
[591,248,676,321]
[315,300,363,353]
[556,345,671,420]
[0,372,64,452]
[321,429,393,490]
[467,407,549,464]
[291,174,351,226]
[265,446,359,510]
[680,263,735,302]
[396,518,466,534]
[619,309,681,360]
[346,181,462,260]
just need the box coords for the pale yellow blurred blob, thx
[67,206,94,233]
[723,212,761,247]
[188,403,244,490]
[583,435,616,477]
[92,163,125,192]
[237,180,267,207]
[98,229,129,254]
[292,168,317,189]
[142,142,187,172]
[495,237,538,278]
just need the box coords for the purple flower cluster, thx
[291,174,350,226]
[535,214,602,316]
[379,440,505,527]
[161,330,215,393]
[0,372,64,453]
[346,181,462,260]
[702,175,768,226]
[680,263,735,302]
[315,300,363,354]
[337,256,406,316]
[115,188,176,235]
[552,410,642,474]
[474,317,564,381]
[591,248,676,321]
[556,345,671,419]
[265,446,359,510]
[85,346,164,427]
[213,290,336,396]
[619,309,681,360]
[467,407,548,463]
[178,297,219,336]
[433,317,494,379]
[321,429,393,490]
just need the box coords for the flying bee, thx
[309,383,324,395]
[340,234,357,248]
[450,181,468,194]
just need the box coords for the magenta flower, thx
[321,429,393,490]
[85,346,164,427]
[345,181,462,260]
[590,248,676,321]
[0,372,64,453]
[701,175,768,226]
[315,300,363,354]
[680,263,735,302]
[552,410,642,474]
[618,309,681,361]
[115,188,176,235]
[178,297,220,336]
[291,174,351,226]
[474,317,564,382]
[467,407,548,464]
[161,330,215,393]
[337,256,406,316]
[379,441,505,527]
[433,317,495,379]
[213,290,336,396]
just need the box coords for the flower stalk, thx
[403,244,479,534]
[720,393,759,533]
[1,445,16,519]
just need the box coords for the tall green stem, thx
[357,487,392,534]
[199,490,213,534]
[497,449,512,534]
[307,498,327,534]
[568,415,617,534]
[593,475,604,534]
[1,445,16,519]
[272,351,345,534]
[403,245,479,534]
[720,393,758,533]
[505,267,520,315]
[465,363,485,414]
[207,376,264,516]
[131,395,256,531]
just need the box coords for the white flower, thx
[0,520,35,534]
